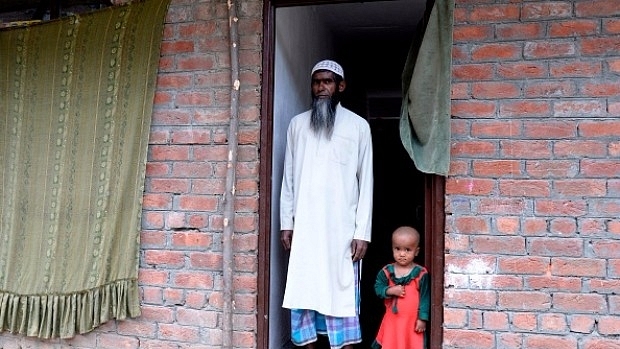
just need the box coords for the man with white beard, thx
[280,60,374,349]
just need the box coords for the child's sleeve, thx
[374,267,390,299]
[418,271,431,321]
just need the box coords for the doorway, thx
[258,1,444,348]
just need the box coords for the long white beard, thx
[310,97,336,139]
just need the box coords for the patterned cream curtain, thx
[0,0,169,339]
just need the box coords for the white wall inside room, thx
[271,5,334,348]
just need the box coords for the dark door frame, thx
[257,1,445,348]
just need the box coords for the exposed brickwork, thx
[0,0,261,348]
[2,0,619,348]
[447,0,620,348]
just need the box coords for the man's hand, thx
[281,230,293,250]
[350,239,368,262]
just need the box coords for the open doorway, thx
[258,1,444,348]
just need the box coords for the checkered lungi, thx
[290,261,362,348]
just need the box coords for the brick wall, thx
[446,0,620,348]
[139,0,263,347]
[0,0,263,348]
[2,0,620,348]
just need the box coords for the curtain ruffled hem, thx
[0,278,141,339]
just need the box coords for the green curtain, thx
[0,0,169,339]
[400,0,454,176]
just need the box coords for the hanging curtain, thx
[0,0,170,339]
[400,0,454,176]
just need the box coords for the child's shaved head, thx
[392,226,420,245]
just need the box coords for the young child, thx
[372,226,430,349]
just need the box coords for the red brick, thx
[483,311,509,330]
[158,324,200,342]
[444,308,468,327]
[189,251,222,269]
[233,330,256,348]
[453,216,490,234]
[495,217,520,234]
[446,178,495,195]
[605,19,620,34]
[554,141,607,158]
[535,200,587,216]
[523,218,548,236]
[138,269,170,286]
[453,25,493,42]
[498,62,547,79]
[472,82,520,99]
[524,41,576,59]
[451,100,496,117]
[479,198,527,215]
[512,312,537,331]
[149,178,190,193]
[171,231,213,249]
[498,256,549,275]
[576,0,620,17]
[522,2,572,19]
[524,334,577,349]
[174,91,214,106]
[177,195,219,211]
[99,334,140,349]
[472,43,522,61]
[526,160,578,178]
[498,332,523,349]
[525,276,582,292]
[157,73,192,89]
[588,279,620,294]
[471,120,522,138]
[160,40,194,54]
[498,291,551,310]
[444,329,495,349]
[549,19,598,37]
[582,81,620,97]
[143,193,173,210]
[472,235,525,255]
[553,293,607,313]
[498,179,550,197]
[185,291,208,309]
[549,218,577,235]
[540,313,567,332]
[117,319,157,337]
[528,237,582,257]
[470,4,520,22]
[523,121,576,139]
[141,286,163,305]
[473,160,522,177]
[550,60,602,78]
[551,258,606,277]
[554,100,605,117]
[451,140,498,157]
[569,314,596,334]
[142,211,165,230]
[524,81,575,98]
[583,338,620,349]
[580,121,620,137]
[177,309,218,327]
[144,250,185,267]
[591,240,620,258]
[499,100,551,118]
[173,271,214,289]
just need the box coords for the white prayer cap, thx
[311,60,344,79]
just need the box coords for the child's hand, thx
[387,285,405,297]
[415,319,426,333]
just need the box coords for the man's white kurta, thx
[280,104,373,317]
